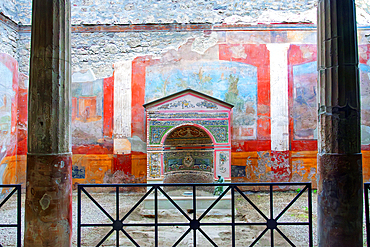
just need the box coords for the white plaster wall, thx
[267,44,290,151]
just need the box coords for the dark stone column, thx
[24,0,72,246]
[317,0,363,246]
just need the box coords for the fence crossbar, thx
[275,227,296,247]
[198,186,231,221]
[120,186,154,222]
[235,186,269,221]
[275,185,308,221]
[157,186,191,221]
[365,183,370,247]
[81,187,114,222]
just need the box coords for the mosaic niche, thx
[149,119,228,145]
[144,89,233,181]
[164,151,213,173]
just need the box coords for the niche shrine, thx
[144,89,233,183]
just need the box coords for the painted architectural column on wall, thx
[25,0,72,245]
[317,0,363,245]
[267,43,290,151]
[113,60,132,174]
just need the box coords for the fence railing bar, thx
[81,187,114,222]
[275,185,308,221]
[157,187,191,221]
[121,228,141,247]
[155,186,158,247]
[116,228,119,247]
[308,184,313,247]
[200,222,267,226]
[77,186,82,247]
[0,224,18,227]
[193,185,196,247]
[235,186,269,221]
[275,227,296,247]
[81,223,113,227]
[276,222,310,226]
[116,186,120,247]
[270,185,273,221]
[0,187,17,208]
[16,185,21,247]
[193,185,196,220]
[198,227,218,247]
[173,228,192,247]
[116,186,119,221]
[78,182,312,188]
[120,186,155,222]
[271,228,274,247]
[250,227,269,247]
[232,186,235,247]
[365,183,370,247]
[198,186,231,221]
[96,228,114,247]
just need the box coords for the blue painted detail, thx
[72,165,85,179]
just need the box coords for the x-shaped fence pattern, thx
[77,182,313,247]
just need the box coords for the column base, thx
[317,153,363,247]
[24,153,72,246]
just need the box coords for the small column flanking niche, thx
[143,89,233,184]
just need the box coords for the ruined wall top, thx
[1,0,370,26]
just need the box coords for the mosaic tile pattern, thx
[150,126,172,144]
[148,152,161,178]
[164,151,213,173]
[149,112,228,119]
[207,126,228,143]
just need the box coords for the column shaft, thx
[25,0,72,246]
[317,0,363,246]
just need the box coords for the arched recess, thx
[162,125,215,184]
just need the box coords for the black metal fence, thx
[365,183,370,247]
[0,184,21,247]
[78,182,313,247]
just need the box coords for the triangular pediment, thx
[143,89,233,111]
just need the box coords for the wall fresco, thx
[0,59,14,164]
[292,61,317,140]
[0,53,18,186]
[149,119,229,145]
[215,151,230,178]
[145,60,258,140]
[360,61,370,146]
[72,71,104,146]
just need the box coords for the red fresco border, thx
[103,76,114,139]
[17,87,28,155]
[288,45,318,151]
